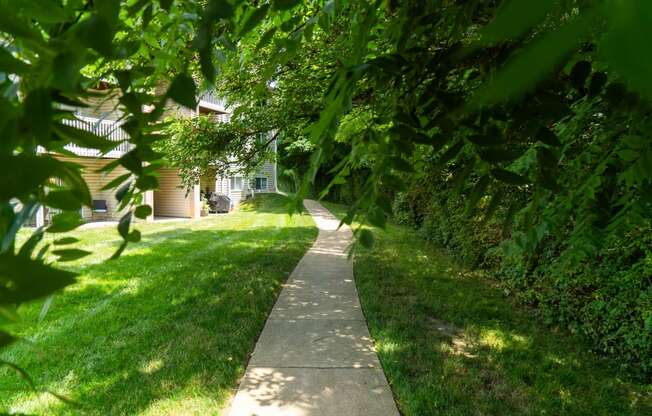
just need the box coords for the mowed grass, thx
[323,202,652,416]
[1,194,317,415]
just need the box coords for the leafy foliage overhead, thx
[2,0,652,400]
[183,0,652,377]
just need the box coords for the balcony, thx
[198,90,229,114]
[62,114,132,158]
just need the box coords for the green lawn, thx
[1,194,317,415]
[323,202,652,416]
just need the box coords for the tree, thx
[173,0,652,375]
[2,0,652,395]
[0,0,329,398]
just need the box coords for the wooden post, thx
[192,183,201,219]
[144,190,155,222]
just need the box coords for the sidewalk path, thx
[228,200,399,416]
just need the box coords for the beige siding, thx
[54,155,130,220]
[79,91,123,120]
[253,161,276,192]
[154,168,193,217]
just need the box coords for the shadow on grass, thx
[239,194,306,215]
[354,225,652,416]
[1,223,316,415]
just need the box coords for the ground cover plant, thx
[3,0,652,409]
[0,195,316,415]
[324,201,652,415]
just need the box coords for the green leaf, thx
[95,0,120,26]
[622,135,647,150]
[0,154,61,200]
[600,1,652,99]
[479,0,556,43]
[537,126,561,146]
[118,212,132,240]
[471,11,594,107]
[358,228,374,248]
[390,156,414,172]
[43,190,82,210]
[0,330,15,348]
[79,15,114,56]
[24,89,52,141]
[588,72,608,97]
[135,173,159,190]
[436,140,465,167]
[47,212,83,233]
[119,150,143,174]
[467,133,503,146]
[537,147,558,190]
[159,0,173,11]
[478,147,524,163]
[0,7,42,40]
[16,0,70,24]
[199,47,215,84]
[204,0,234,20]
[238,4,269,38]
[481,189,504,224]
[618,149,640,162]
[167,73,197,109]
[382,174,407,191]
[53,123,118,153]
[0,253,76,303]
[52,51,83,90]
[466,175,490,213]
[52,249,91,262]
[273,0,300,11]
[142,4,154,29]
[134,204,152,219]
[127,229,141,243]
[367,207,386,229]
[256,27,277,51]
[570,60,591,91]
[100,173,131,191]
[128,0,149,15]
[0,48,29,74]
[115,180,133,202]
[58,162,92,207]
[491,168,530,185]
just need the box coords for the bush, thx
[393,159,652,380]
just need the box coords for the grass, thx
[1,194,317,415]
[323,201,652,416]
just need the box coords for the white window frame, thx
[230,176,244,190]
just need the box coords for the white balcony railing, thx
[198,90,229,114]
[61,114,132,158]
[200,90,227,107]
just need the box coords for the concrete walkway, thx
[228,200,399,416]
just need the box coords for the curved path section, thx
[228,200,399,416]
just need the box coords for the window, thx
[230,176,243,190]
[254,177,268,190]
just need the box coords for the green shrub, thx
[393,161,652,380]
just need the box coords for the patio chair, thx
[91,199,109,221]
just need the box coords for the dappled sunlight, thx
[476,328,530,352]
[344,213,652,415]
[230,367,396,416]
[1,195,318,415]
[140,359,164,375]
[142,395,221,416]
